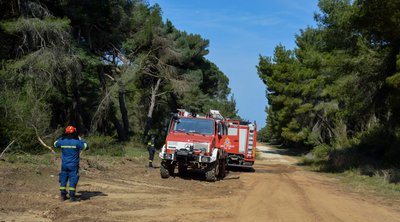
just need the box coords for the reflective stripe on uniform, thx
[60,187,66,190]
[83,143,87,150]
[54,141,57,148]
[69,187,76,191]
[149,160,153,163]
[60,145,76,148]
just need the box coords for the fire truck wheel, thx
[218,159,226,178]
[178,164,187,176]
[205,162,218,182]
[160,162,174,178]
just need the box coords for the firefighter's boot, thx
[60,192,68,202]
[69,195,80,202]
[69,191,80,202]
[148,161,154,168]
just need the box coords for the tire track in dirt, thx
[229,145,400,222]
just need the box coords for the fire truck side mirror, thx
[172,113,180,122]
[217,123,223,136]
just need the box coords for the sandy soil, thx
[1,146,400,222]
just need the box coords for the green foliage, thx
[257,126,269,143]
[0,0,238,153]
[1,17,70,34]
[258,0,400,168]
[85,135,148,158]
[311,144,333,159]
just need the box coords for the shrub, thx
[84,135,148,158]
[311,144,332,159]
[85,136,125,156]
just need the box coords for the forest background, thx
[257,0,400,172]
[0,0,238,153]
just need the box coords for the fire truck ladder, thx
[247,124,255,158]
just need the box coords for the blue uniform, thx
[54,137,88,196]
[147,136,156,167]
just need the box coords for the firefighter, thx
[54,126,88,202]
[147,134,156,168]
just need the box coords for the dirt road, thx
[1,146,400,221]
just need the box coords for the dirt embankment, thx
[1,146,400,222]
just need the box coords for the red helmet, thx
[65,126,77,134]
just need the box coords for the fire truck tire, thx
[218,159,226,178]
[178,164,187,176]
[160,162,174,178]
[205,162,218,182]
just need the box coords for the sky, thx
[147,0,319,128]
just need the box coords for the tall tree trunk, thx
[118,90,130,137]
[72,76,86,134]
[97,65,127,141]
[98,65,106,91]
[110,108,127,142]
[144,78,161,138]
[72,91,86,133]
[96,65,108,133]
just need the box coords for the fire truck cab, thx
[159,109,228,182]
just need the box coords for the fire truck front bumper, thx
[161,151,215,163]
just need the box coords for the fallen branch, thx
[30,124,56,153]
[0,140,15,158]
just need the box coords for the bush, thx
[84,135,148,158]
[373,168,400,184]
[311,144,332,159]
[351,125,400,167]
[85,136,127,156]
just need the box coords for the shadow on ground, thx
[177,169,207,181]
[172,168,242,181]
[78,191,108,201]
[227,165,255,173]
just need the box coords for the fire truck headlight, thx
[163,153,173,160]
[201,156,210,162]
[167,141,178,149]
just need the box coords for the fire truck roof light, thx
[209,110,224,120]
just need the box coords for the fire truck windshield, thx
[174,118,214,135]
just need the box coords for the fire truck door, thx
[221,122,239,152]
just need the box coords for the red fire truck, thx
[221,121,257,168]
[159,109,257,181]
[159,109,228,182]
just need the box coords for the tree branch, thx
[315,113,335,138]
[142,70,167,79]
[0,140,16,158]
[155,91,170,97]
[90,90,113,129]
[105,73,115,81]
[30,124,55,153]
